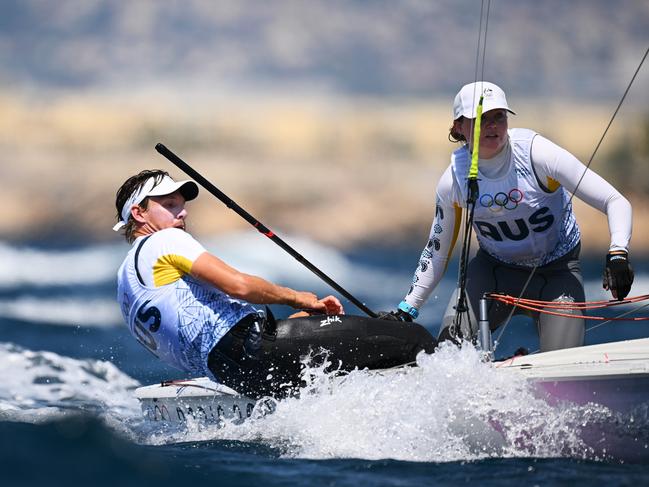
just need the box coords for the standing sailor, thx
[115,169,436,399]
[381,81,633,352]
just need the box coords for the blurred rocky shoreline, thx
[3,1,649,254]
[3,93,648,255]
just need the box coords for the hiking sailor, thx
[114,169,436,399]
[381,81,634,352]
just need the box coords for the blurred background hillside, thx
[1,0,648,253]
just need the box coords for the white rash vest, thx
[403,128,632,311]
[116,228,258,377]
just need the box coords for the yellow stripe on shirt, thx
[153,254,195,287]
[546,176,561,192]
[448,203,463,261]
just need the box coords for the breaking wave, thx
[139,344,627,462]
[0,343,141,430]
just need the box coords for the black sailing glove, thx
[603,251,634,300]
[377,309,413,322]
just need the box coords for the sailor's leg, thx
[537,257,585,352]
[207,315,282,399]
[257,315,437,398]
[268,315,437,368]
[438,250,512,344]
[210,314,437,399]
[537,296,585,352]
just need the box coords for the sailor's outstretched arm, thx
[401,167,463,314]
[191,252,343,314]
[531,134,632,252]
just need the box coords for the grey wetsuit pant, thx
[439,244,585,352]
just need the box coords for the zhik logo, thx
[320,316,342,327]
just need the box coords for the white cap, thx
[113,175,199,231]
[453,81,516,120]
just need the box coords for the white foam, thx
[0,343,141,426]
[0,341,631,462]
[0,298,121,327]
[143,344,607,461]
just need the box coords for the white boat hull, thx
[135,377,269,425]
[495,337,649,413]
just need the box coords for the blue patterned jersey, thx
[116,228,257,378]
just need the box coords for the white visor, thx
[113,175,199,231]
[453,81,516,120]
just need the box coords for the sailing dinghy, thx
[135,325,649,425]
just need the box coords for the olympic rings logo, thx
[479,189,524,210]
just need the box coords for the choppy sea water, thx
[1,233,649,486]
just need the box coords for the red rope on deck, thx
[486,293,649,321]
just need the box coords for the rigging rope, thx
[452,0,491,336]
[487,293,649,321]
[586,301,649,333]
[567,45,649,208]
[489,293,649,309]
